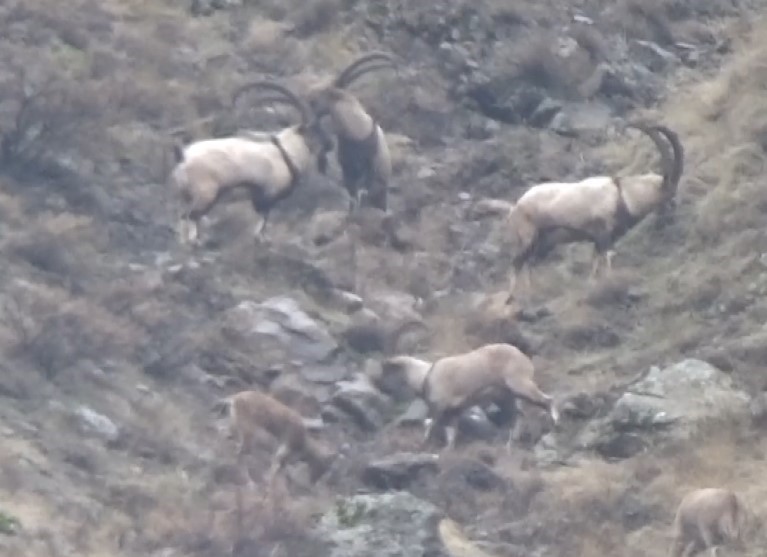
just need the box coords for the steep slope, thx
[1,0,767,556]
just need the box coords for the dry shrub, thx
[558,308,621,351]
[423,304,473,357]
[0,64,107,171]
[510,32,597,99]
[97,270,166,320]
[147,485,324,557]
[6,212,104,283]
[585,272,635,308]
[243,493,321,551]
[526,459,662,554]
[481,0,530,25]
[666,426,741,489]
[123,388,208,467]
[544,460,630,510]
[694,144,767,241]
[662,23,767,240]
[514,34,567,91]
[645,20,767,169]
[292,0,341,37]
[242,0,289,21]
[613,0,675,45]
[462,297,536,354]
[3,281,144,377]
[151,19,187,49]
[5,0,115,45]
[109,475,219,552]
[110,73,182,125]
[663,0,741,19]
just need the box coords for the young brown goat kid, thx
[217,390,336,492]
[669,488,749,557]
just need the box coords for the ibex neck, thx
[271,135,300,185]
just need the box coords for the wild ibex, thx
[384,344,559,450]
[378,353,520,443]
[170,81,332,246]
[215,390,337,491]
[306,51,396,212]
[505,123,684,302]
[669,488,750,557]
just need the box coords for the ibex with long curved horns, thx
[504,123,684,302]
[307,51,397,212]
[170,81,332,246]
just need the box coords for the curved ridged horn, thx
[232,81,311,126]
[627,121,674,195]
[652,125,684,195]
[334,52,396,88]
[342,60,398,89]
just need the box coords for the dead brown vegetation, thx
[1,0,767,557]
[3,281,144,377]
[0,67,107,171]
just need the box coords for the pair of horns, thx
[232,81,311,127]
[627,121,684,193]
[334,51,397,88]
[230,51,398,125]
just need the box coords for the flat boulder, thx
[575,359,751,460]
[314,491,446,557]
[227,296,339,364]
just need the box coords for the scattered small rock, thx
[361,452,440,490]
[73,406,120,444]
[630,40,678,72]
[396,399,430,426]
[330,373,392,431]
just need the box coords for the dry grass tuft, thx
[481,0,530,25]
[585,272,636,308]
[558,308,621,351]
[3,280,144,377]
[5,212,104,282]
[615,0,675,44]
[292,0,341,37]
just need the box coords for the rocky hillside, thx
[2,0,767,556]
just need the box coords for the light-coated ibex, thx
[215,390,337,491]
[505,122,684,302]
[669,488,749,557]
[377,354,518,431]
[170,81,332,246]
[306,51,396,212]
[385,343,559,450]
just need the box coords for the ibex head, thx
[306,51,397,118]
